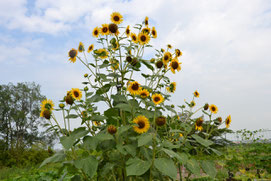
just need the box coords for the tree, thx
[0,82,56,151]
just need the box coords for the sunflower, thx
[155,116,166,126]
[110,59,119,71]
[141,26,150,34]
[125,25,130,37]
[40,109,51,120]
[161,48,165,53]
[166,82,176,93]
[112,42,119,51]
[204,103,209,110]
[225,115,231,128]
[155,60,164,69]
[163,52,172,64]
[175,49,182,57]
[195,117,203,131]
[144,16,149,26]
[209,104,218,114]
[40,99,54,111]
[71,88,82,101]
[133,115,150,134]
[109,23,118,34]
[138,32,150,45]
[152,93,164,105]
[110,12,123,24]
[167,44,172,49]
[78,42,84,52]
[87,44,94,53]
[179,133,183,137]
[151,27,157,38]
[68,48,78,63]
[93,121,101,126]
[130,33,138,43]
[194,90,200,98]
[190,101,196,108]
[170,58,181,74]
[139,89,150,99]
[100,24,109,35]
[92,27,100,38]
[128,81,141,95]
[96,48,109,59]
[107,125,117,135]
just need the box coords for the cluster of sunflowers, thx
[39,12,232,180]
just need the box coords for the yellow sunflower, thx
[130,33,138,43]
[195,117,203,131]
[40,109,51,120]
[87,44,94,53]
[225,115,232,128]
[175,49,182,57]
[40,99,54,111]
[68,48,78,63]
[209,104,218,114]
[128,81,141,95]
[110,12,123,24]
[125,25,130,37]
[144,16,149,26]
[110,59,119,71]
[96,48,109,59]
[170,58,181,74]
[194,90,200,98]
[139,89,150,98]
[152,93,164,105]
[100,24,109,35]
[141,26,150,34]
[166,82,176,93]
[78,42,84,52]
[190,100,196,108]
[71,88,82,101]
[163,52,172,64]
[93,121,101,126]
[112,42,119,51]
[138,32,150,45]
[133,115,150,134]
[151,27,157,38]
[92,27,100,38]
[107,125,117,135]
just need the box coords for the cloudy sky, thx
[1,0,271,131]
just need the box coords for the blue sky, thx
[1,0,271,131]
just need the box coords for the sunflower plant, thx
[40,12,232,180]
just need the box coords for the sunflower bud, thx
[43,109,51,120]
[150,58,155,63]
[65,95,74,105]
[217,117,222,123]
[109,23,118,34]
[156,60,163,68]
[107,125,117,135]
[126,56,132,63]
[171,104,175,108]
[84,86,89,91]
[155,116,166,126]
[203,103,209,110]
[59,103,65,109]
[84,73,88,78]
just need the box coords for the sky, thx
[0,0,271,131]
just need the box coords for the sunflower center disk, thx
[69,50,77,58]
[74,91,79,97]
[114,16,120,21]
[132,84,139,90]
[141,36,146,42]
[154,97,160,102]
[172,62,178,69]
[137,121,145,128]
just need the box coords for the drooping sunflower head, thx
[130,32,138,43]
[194,90,200,98]
[40,109,51,120]
[170,58,181,74]
[190,100,196,108]
[87,44,94,53]
[144,16,149,26]
[126,56,132,63]
[155,60,164,69]
[92,27,100,38]
[175,49,182,57]
[71,88,82,101]
[138,32,150,45]
[139,89,150,99]
[78,42,84,52]
[141,26,150,34]
[109,23,118,34]
[100,24,109,35]
[167,44,172,49]
[96,48,109,59]
[125,25,130,37]
[65,94,74,105]
[107,125,117,135]
[155,116,166,126]
[209,104,218,114]
[195,117,204,131]
[110,12,123,24]
[151,27,157,38]
[110,59,119,71]
[225,115,232,128]
[166,82,176,93]
[217,117,223,123]
[203,103,209,110]
[133,115,150,134]
[152,93,164,105]
[41,99,54,111]
[163,52,172,64]
[68,48,78,63]
[128,81,141,95]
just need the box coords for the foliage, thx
[39,12,232,180]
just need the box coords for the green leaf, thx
[128,99,139,108]
[123,144,137,157]
[185,159,201,176]
[141,60,154,71]
[126,158,151,176]
[82,136,98,150]
[101,163,115,175]
[71,127,88,139]
[91,114,107,121]
[87,94,105,102]
[191,134,213,147]
[111,94,127,103]
[86,92,94,97]
[40,151,66,168]
[115,103,131,112]
[138,133,152,147]
[74,156,98,178]
[65,114,78,119]
[96,132,114,141]
[162,148,188,164]
[60,136,75,150]
[154,158,177,180]
[201,160,217,178]
[118,125,131,135]
[96,84,111,94]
